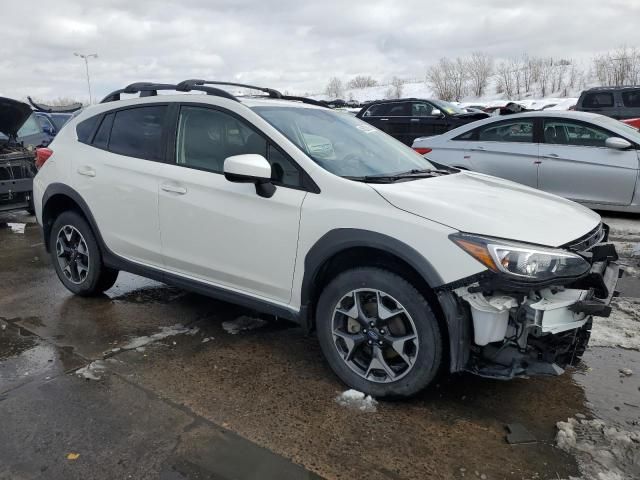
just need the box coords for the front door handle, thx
[471,146,485,151]
[161,183,187,195]
[379,118,389,121]
[410,118,420,122]
[543,153,560,158]
[77,166,96,177]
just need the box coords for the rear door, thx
[71,105,167,268]
[463,118,539,188]
[579,91,619,118]
[621,89,640,120]
[537,117,638,206]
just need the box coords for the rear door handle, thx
[471,146,485,151]
[410,118,420,122]
[77,166,96,177]
[161,183,187,195]
[543,153,560,158]
[379,118,389,121]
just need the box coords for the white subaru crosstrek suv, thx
[33,80,620,398]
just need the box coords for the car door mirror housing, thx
[605,137,632,150]
[224,154,276,198]
[431,109,443,117]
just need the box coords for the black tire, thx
[316,267,443,399]
[26,195,35,215]
[49,210,119,296]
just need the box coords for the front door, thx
[157,105,307,304]
[537,118,638,205]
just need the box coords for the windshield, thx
[251,106,433,178]
[431,100,466,115]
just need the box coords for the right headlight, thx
[450,233,591,282]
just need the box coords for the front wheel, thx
[316,267,443,399]
[50,211,119,296]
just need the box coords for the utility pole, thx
[74,52,98,104]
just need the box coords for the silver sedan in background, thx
[412,111,640,213]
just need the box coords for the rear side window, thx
[476,119,534,143]
[92,113,114,150]
[76,115,100,144]
[622,90,640,108]
[582,92,614,108]
[108,106,167,161]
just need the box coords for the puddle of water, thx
[0,324,85,393]
[571,347,640,428]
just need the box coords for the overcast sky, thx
[1,0,639,103]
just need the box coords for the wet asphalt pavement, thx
[1,211,639,480]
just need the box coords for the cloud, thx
[1,0,639,102]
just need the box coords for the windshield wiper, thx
[351,169,447,182]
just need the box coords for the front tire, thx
[50,211,119,296]
[316,267,443,398]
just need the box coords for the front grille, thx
[565,223,605,252]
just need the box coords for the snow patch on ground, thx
[7,223,25,234]
[222,316,266,335]
[335,389,378,412]
[612,242,640,259]
[120,324,199,350]
[591,299,640,351]
[75,360,107,381]
[603,216,640,240]
[556,417,640,480]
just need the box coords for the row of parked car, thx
[350,85,640,213]
[0,97,77,212]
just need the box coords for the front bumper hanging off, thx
[451,233,622,380]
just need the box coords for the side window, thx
[582,92,614,108]
[176,106,303,188]
[622,90,640,108]
[109,106,167,161]
[268,144,302,187]
[543,119,611,147]
[17,114,42,137]
[76,115,100,144]
[411,102,434,117]
[453,130,476,141]
[386,102,410,117]
[36,115,54,131]
[363,103,390,117]
[92,113,114,150]
[477,120,534,143]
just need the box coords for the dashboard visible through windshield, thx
[251,106,433,178]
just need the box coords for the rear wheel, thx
[50,211,119,296]
[316,267,442,398]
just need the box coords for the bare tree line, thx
[323,46,640,102]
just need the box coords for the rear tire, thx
[49,211,119,296]
[316,267,443,399]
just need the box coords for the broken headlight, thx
[450,233,591,281]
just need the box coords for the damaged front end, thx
[445,223,620,380]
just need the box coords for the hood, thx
[372,171,601,248]
[0,97,32,137]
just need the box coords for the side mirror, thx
[223,154,276,198]
[431,108,443,117]
[605,137,632,150]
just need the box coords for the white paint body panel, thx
[34,96,603,315]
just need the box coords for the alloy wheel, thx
[55,225,90,285]
[332,288,419,383]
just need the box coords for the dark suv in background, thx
[575,86,640,119]
[356,98,489,146]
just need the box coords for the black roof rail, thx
[100,80,327,108]
[178,79,283,99]
[100,81,240,104]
